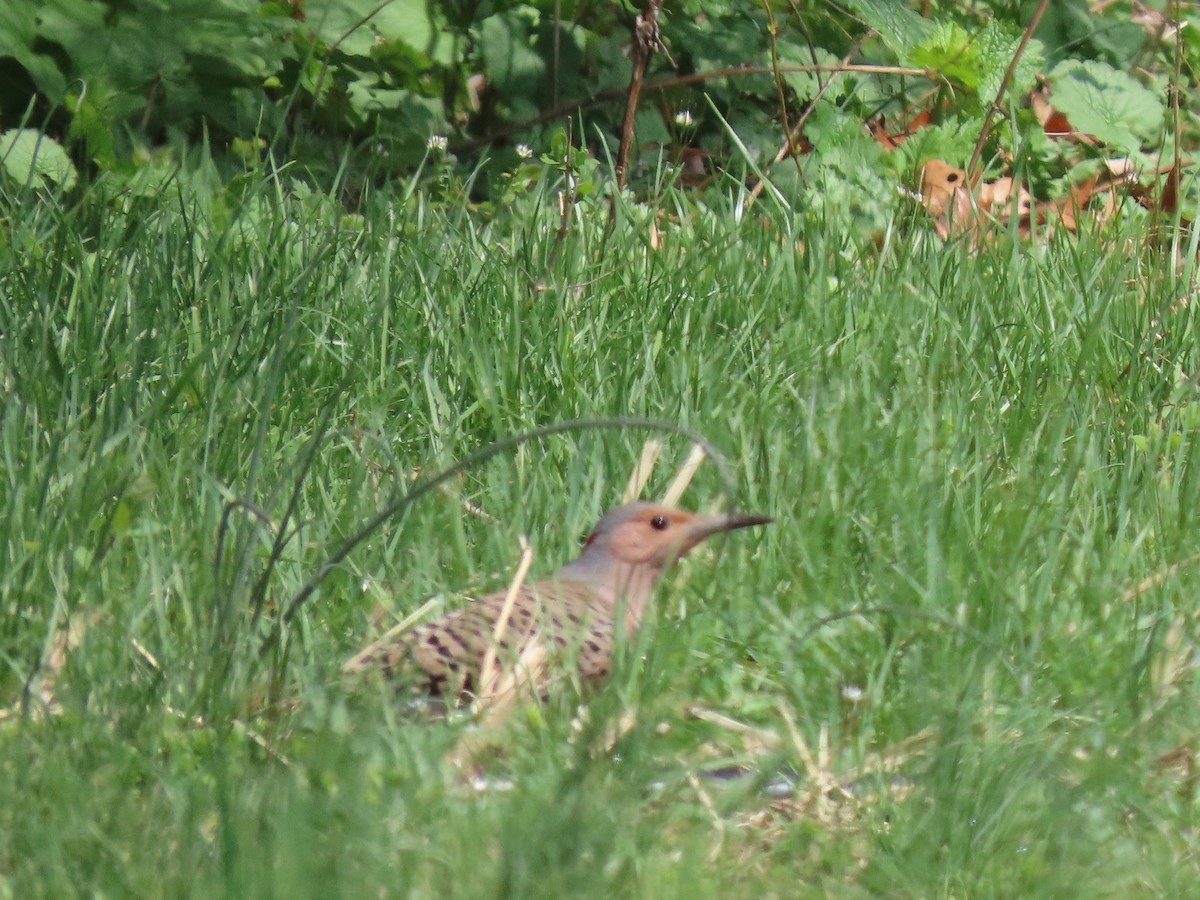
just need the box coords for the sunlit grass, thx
[1,167,1198,897]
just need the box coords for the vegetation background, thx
[2,0,1200,896]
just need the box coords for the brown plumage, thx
[344,501,772,698]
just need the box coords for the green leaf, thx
[66,91,119,170]
[976,21,1044,104]
[0,2,68,99]
[478,10,546,117]
[371,0,452,66]
[775,45,844,102]
[910,23,982,93]
[305,0,451,65]
[0,129,78,190]
[1048,60,1164,153]
[842,0,933,59]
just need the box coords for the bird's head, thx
[577,501,772,572]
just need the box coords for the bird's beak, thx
[679,511,773,554]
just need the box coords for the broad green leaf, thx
[0,129,78,189]
[910,23,982,93]
[0,2,68,99]
[976,21,1044,104]
[842,0,933,59]
[66,91,119,170]
[305,0,450,65]
[479,10,546,117]
[776,45,844,102]
[372,0,452,66]
[1048,60,1164,153]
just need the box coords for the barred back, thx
[346,579,617,698]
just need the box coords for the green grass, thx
[2,165,1199,898]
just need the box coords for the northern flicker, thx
[344,501,771,699]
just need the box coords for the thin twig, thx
[616,0,666,188]
[966,0,1052,181]
[749,29,870,205]
[311,0,398,107]
[454,64,934,155]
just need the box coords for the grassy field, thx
[2,167,1199,898]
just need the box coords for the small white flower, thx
[674,110,694,127]
[516,143,533,159]
[426,134,448,151]
[841,684,865,703]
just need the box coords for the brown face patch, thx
[607,508,697,565]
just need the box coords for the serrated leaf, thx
[976,21,1043,104]
[1048,60,1163,153]
[67,92,118,170]
[841,0,933,58]
[0,129,78,190]
[891,119,980,174]
[910,22,982,93]
[776,45,844,101]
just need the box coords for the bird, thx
[343,501,772,700]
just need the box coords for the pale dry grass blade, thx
[661,443,707,506]
[852,726,935,781]
[1149,615,1196,714]
[476,536,534,695]
[448,638,550,770]
[684,703,782,750]
[1,612,95,724]
[1119,548,1200,604]
[477,637,549,717]
[624,439,662,501]
[778,702,849,824]
[130,636,162,672]
[342,594,446,673]
[685,771,727,861]
[572,706,640,756]
[461,498,495,520]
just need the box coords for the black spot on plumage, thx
[427,634,456,660]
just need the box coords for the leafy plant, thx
[0,1,1194,226]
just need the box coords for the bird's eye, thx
[650,515,669,531]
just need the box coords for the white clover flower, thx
[427,134,448,151]
[516,143,533,159]
[674,110,694,127]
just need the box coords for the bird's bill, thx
[680,511,772,552]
